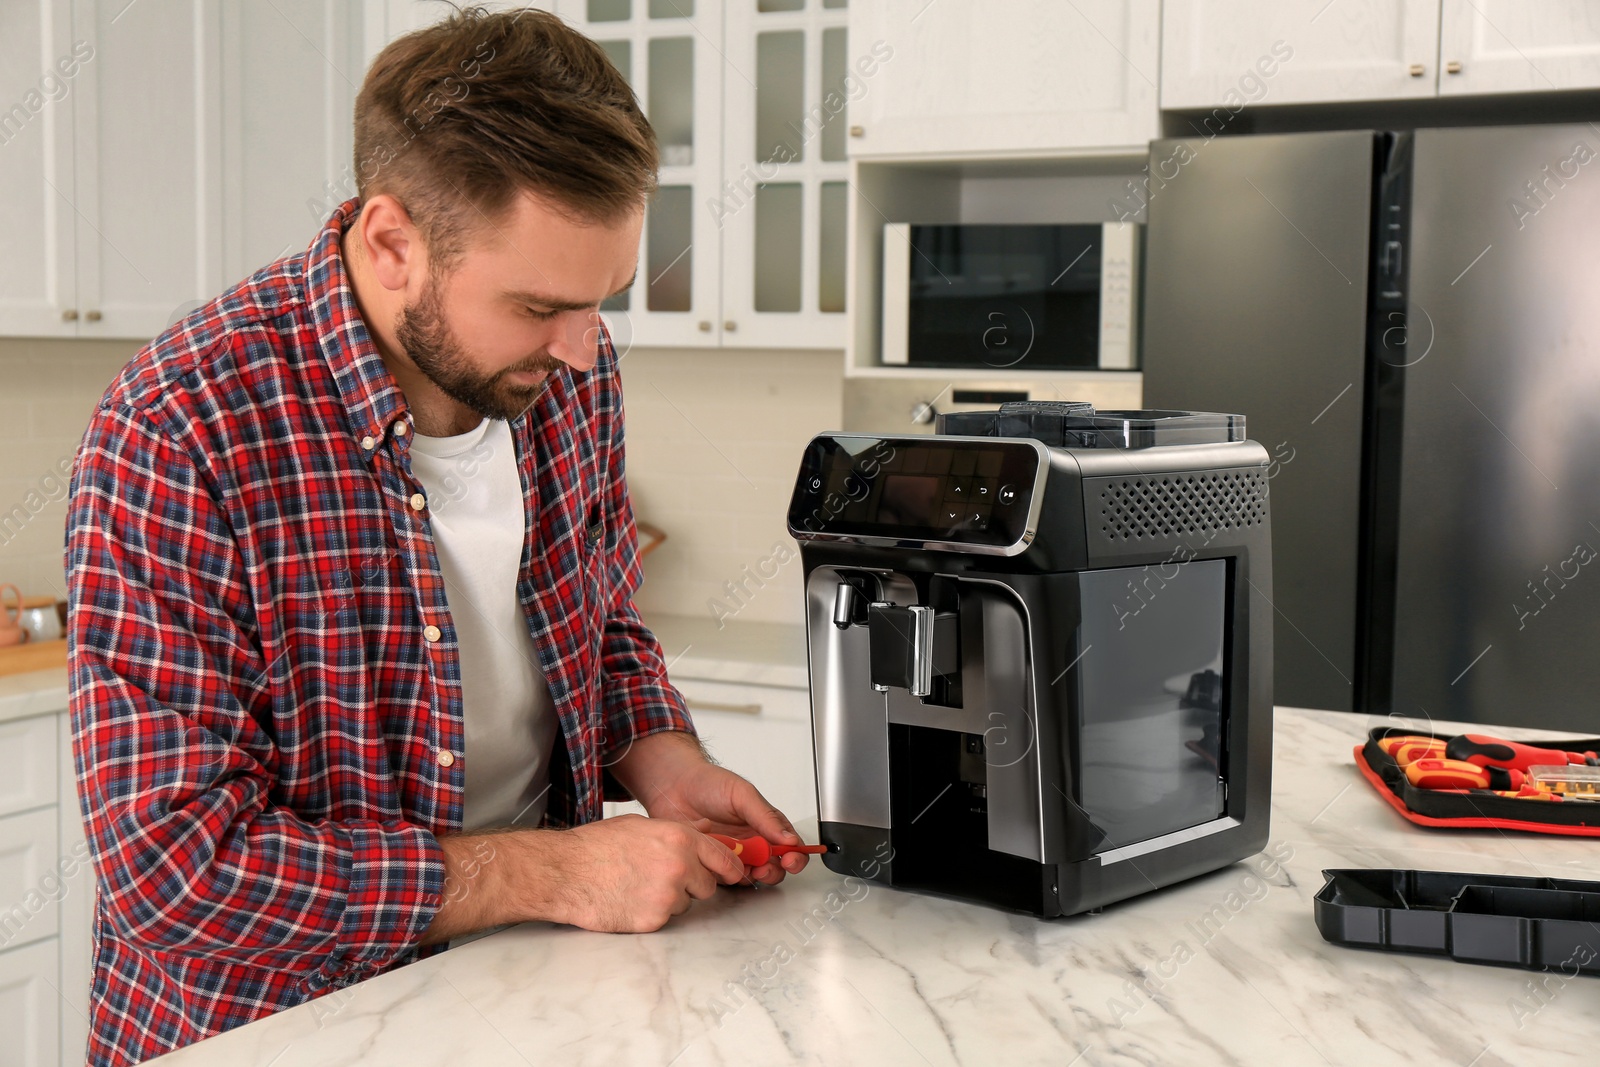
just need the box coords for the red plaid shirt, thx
[65,197,694,1066]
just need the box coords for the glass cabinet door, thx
[718,0,849,349]
[553,0,724,347]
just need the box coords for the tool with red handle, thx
[1444,733,1600,771]
[1376,735,1448,767]
[708,833,829,868]
[1404,758,1538,793]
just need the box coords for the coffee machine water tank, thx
[786,402,1273,916]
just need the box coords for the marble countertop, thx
[645,611,808,690]
[148,706,1600,1067]
[0,665,68,724]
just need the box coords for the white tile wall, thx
[0,339,844,631]
[0,339,142,605]
[617,346,843,631]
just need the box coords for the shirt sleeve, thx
[591,338,698,789]
[66,403,446,979]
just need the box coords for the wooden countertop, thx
[0,637,68,677]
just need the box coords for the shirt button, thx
[424,624,442,642]
[394,420,410,436]
[435,748,455,767]
[360,435,376,451]
[409,493,426,511]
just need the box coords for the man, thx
[65,8,809,1065]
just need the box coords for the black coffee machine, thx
[786,402,1273,916]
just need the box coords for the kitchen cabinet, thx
[603,677,817,824]
[845,0,1161,159]
[1437,0,1600,96]
[0,0,364,340]
[551,0,850,348]
[0,0,215,339]
[0,702,88,1067]
[1162,0,1439,108]
[1163,0,1600,109]
[0,939,59,1067]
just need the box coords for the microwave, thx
[881,222,1140,371]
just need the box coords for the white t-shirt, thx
[407,417,558,832]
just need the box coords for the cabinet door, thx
[219,1,366,288]
[554,0,725,348]
[70,0,224,340]
[1438,0,1600,95]
[0,0,80,337]
[0,808,60,952]
[58,713,92,1067]
[1163,0,1441,108]
[719,0,849,349]
[0,939,60,1067]
[847,0,1160,159]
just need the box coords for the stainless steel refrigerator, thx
[1140,124,1600,731]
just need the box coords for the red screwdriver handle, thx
[708,833,829,868]
[1405,758,1527,792]
[1444,733,1596,771]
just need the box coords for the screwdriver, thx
[1404,758,1539,793]
[1444,733,1600,771]
[708,833,829,868]
[1376,735,1448,767]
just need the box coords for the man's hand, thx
[611,731,814,886]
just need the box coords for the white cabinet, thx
[0,1,78,337]
[0,939,60,1067]
[1438,0,1600,96]
[219,1,366,288]
[846,0,1160,159]
[0,709,88,1067]
[551,0,850,349]
[603,678,818,825]
[66,0,222,339]
[0,0,365,340]
[1161,0,1439,108]
[1164,0,1600,109]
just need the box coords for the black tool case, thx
[1315,868,1600,975]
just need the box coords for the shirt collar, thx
[303,197,413,454]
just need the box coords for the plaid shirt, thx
[65,197,694,1067]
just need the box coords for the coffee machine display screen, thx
[1074,559,1230,852]
[788,436,1041,549]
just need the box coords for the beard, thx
[394,274,563,422]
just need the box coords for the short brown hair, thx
[353,4,657,265]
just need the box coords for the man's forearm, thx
[417,829,574,946]
[607,729,710,814]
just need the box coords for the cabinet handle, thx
[1446,60,1462,74]
[698,320,712,332]
[685,698,763,716]
[85,310,102,322]
[723,320,737,332]
[1408,63,1425,77]
[849,125,864,137]
[61,309,78,322]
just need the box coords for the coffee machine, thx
[786,402,1273,916]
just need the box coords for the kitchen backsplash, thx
[0,338,141,606]
[0,337,843,631]
[617,347,842,630]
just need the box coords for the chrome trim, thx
[1094,817,1239,865]
[832,581,857,629]
[908,605,934,697]
[787,434,1052,558]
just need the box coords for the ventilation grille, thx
[1098,471,1266,541]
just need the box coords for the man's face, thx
[395,191,641,422]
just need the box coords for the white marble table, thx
[149,707,1600,1067]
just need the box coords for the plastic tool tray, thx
[1315,868,1600,975]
